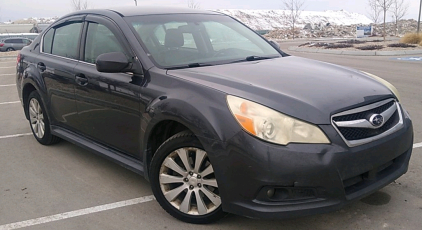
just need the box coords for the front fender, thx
[141,89,242,180]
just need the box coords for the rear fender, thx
[21,63,50,119]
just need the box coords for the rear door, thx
[15,39,25,50]
[36,16,85,130]
[73,15,141,157]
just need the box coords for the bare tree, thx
[390,0,409,36]
[283,0,305,39]
[187,0,200,9]
[376,0,394,41]
[71,0,88,11]
[134,0,137,6]
[367,0,382,35]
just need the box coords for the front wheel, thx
[150,131,226,224]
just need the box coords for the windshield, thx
[125,14,281,69]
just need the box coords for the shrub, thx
[325,44,353,49]
[309,42,330,47]
[337,39,366,44]
[387,43,417,48]
[356,45,384,50]
[400,33,422,44]
[299,42,310,47]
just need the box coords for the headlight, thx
[227,95,330,145]
[363,71,401,101]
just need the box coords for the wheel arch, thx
[141,96,231,181]
[21,64,49,120]
[22,83,38,120]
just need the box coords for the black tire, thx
[26,91,60,145]
[6,47,15,52]
[150,131,226,224]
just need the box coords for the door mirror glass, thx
[96,52,130,73]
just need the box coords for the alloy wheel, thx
[29,98,45,139]
[159,147,221,215]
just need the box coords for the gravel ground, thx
[0,51,19,57]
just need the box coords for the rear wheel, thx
[6,47,14,52]
[27,91,60,145]
[150,131,225,224]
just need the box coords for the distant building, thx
[37,24,51,32]
[0,24,36,33]
[0,23,51,40]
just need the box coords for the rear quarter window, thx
[43,29,54,53]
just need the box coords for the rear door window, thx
[6,39,20,43]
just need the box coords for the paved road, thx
[0,52,421,230]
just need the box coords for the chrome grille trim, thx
[334,103,397,129]
[331,99,403,147]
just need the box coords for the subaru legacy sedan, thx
[16,7,413,224]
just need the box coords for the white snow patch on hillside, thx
[215,9,372,30]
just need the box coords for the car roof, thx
[75,6,223,17]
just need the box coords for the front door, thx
[73,16,142,157]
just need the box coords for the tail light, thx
[0,43,4,47]
[17,53,21,64]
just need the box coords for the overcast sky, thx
[0,0,420,22]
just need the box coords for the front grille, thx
[333,101,394,122]
[332,99,403,147]
[338,111,399,141]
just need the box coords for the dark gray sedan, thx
[16,6,413,224]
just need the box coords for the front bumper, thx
[201,109,413,219]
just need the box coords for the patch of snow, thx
[215,9,372,30]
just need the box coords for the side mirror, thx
[96,52,130,73]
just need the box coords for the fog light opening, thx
[267,188,275,198]
[257,187,318,202]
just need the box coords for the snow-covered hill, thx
[215,9,372,30]
[3,9,372,31]
[11,17,58,24]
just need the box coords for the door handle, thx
[37,62,46,72]
[75,74,88,86]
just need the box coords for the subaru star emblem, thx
[369,114,384,127]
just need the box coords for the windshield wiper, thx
[230,55,278,64]
[246,55,274,61]
[166,63,214,70]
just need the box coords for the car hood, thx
[167,56,394,124]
